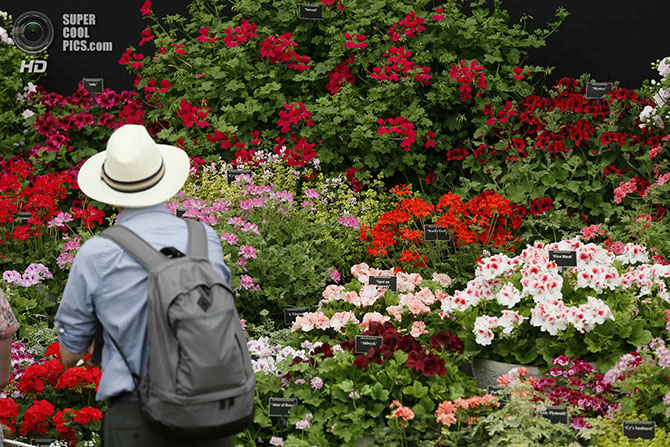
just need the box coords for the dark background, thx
[2,0,666,94]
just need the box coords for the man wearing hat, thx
[55,124,232,446]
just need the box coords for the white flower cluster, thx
[0,11,14,46]
[247,337,306,376]
[640,56,670,129]
[443,238,660,346]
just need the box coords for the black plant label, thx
[354,335,383,354]
[548,250,577,267]
[542,406,569,424]
[585,82,613,99]
[284,307,309,326]
[299,3,323,20]
[269,398,298,417]
[369,276,397,292]
[83,77,104,94]
[424,224,449,241]
[623,421,655,439]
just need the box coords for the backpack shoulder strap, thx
[100,225,166,270]
[185,219,209,258]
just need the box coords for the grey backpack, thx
[100,219,255,438]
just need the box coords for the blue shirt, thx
[55,204,231,400]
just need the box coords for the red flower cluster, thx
[119,48,146,68]
[341,323,463,377]
[484,101,517,126]
[0,397,18,433]
[0,155,106,242]
[139,28,154,46]
[20,400,54,436]
[259,33,311,72]
[377,116,417,151]
[398,11,426,38]
[436,191,520,247]
[512,67,531,80]
[529,197,554,216]
[277,101,314,134]
[370,46,432,86]
[449,60,487,102]
[320,0,344,12]
[326,62,355,94]
[56,367,102,391]
[221,18,258,48]
[344,32,368,50]
[432,6,446,21]
[362,190,520,260]
[177,98,211,128]
[140,0,152,16]
[18,359,63,394]
[197,27,218,44]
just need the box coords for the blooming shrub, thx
[122,0,567,188]
[531,356,620,429]
[445,237,670,368]
[167,168,367,324]
[27,83,147,174]
[446,76,667,226]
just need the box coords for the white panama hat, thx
[77,124,190,208]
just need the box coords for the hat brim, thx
[77,144,190,208]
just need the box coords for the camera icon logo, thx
[12,10,54,54]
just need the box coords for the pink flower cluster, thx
[57,234,82,270]
[435,394,498,427]
[2,263,53,287]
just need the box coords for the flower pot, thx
[471,357,542,389]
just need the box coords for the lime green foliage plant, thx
[123,0,566,188]
[586,413,670,447]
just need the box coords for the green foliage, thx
[124,0,566,188]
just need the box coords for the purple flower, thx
[326,268,341,283]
